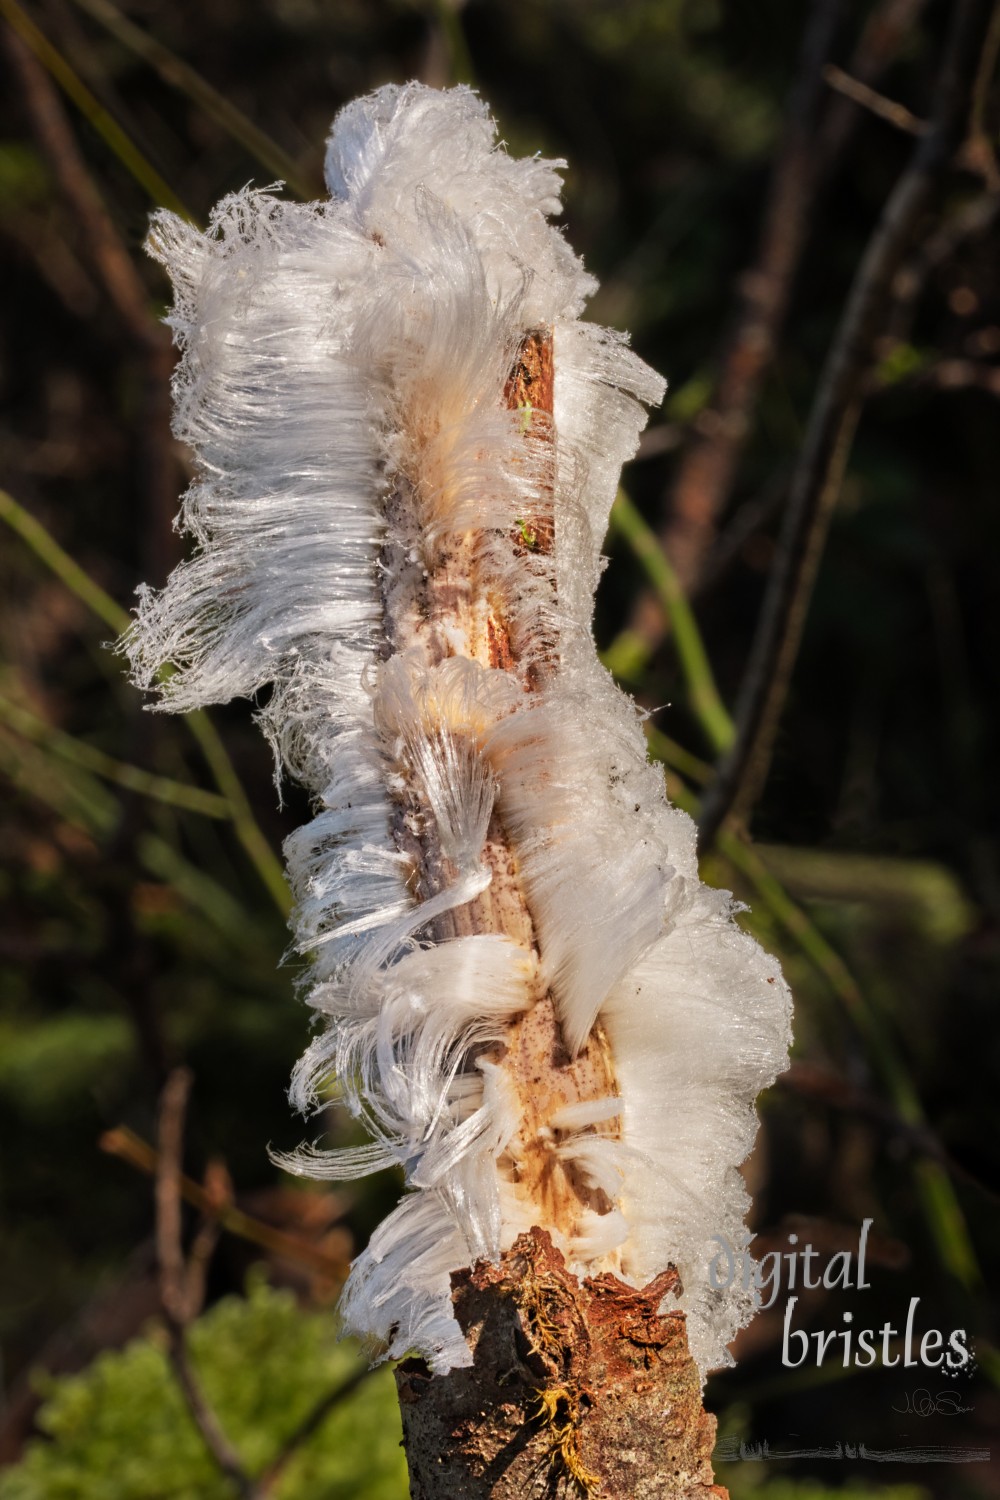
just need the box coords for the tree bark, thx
[396,1228,727,1500]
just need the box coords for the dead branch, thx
[155,1069,258,1499]
[626,0,929,656]
[396,1229,725,1500]
[2,16,178,581]
[698,0,1000,848]
[101,1123,350,1281]
[629,0,845,620]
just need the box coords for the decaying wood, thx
[380,328,621,1258]
[380,329,726,1494]
[395,1228,727,1500]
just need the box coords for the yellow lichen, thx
[531,1383,600,1497]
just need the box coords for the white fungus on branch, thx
[125,82,792,1382]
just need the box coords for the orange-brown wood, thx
[378,327,622,1257]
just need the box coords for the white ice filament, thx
[126,82,792,1380]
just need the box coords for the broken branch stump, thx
[395,1228,728,1499]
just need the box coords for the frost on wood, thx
[125,81,792,1389]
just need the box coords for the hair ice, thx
[126,81,792,1380]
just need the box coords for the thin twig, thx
[256,1364,373,1494]
[2,15,179,578]
[0,0,189,217]
[182,1158,232,1320]
[66,0,317,199]
[0,487,291,915]
[4,11,159,334]
[635,0,846,610]
[156,1069,195,1324]
[698,0,999,849]
[814,0,931,172]
[622,0,929,665]
[100,1124,349,1279]
[155,1069,258,1499]
[822,62,926,134]
[970,0,1000,141]
[149,1077,366,1491]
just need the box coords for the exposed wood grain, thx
[378,327,621,1259]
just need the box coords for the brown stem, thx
[2,16,178,581]
[154,1069,259,1499]
[698,0,999,849]
[635,0,846,610]
[627,0,928,650]
[101,1123,350,1279]
[396,1229,725,1500]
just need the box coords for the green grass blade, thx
[67,0,316,200]
[0,692,230,818]
[646,736,984,1302]
[0,486,130,635]
[0,487,289,916]
[185,712,292,917]
[644,724,712,786]
[723,830,983,1298]
[429,0,475,86]
[0,0,191,219]
[609,488,734,755]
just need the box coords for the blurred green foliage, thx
[0,1279,407,1500]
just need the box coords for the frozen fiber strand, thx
[126,81,792,1380]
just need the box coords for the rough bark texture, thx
[395,1228,727,1499]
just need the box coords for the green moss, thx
[0,1278,408,1500]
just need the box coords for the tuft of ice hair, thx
[125,81,791,1383]
[602,884,792,1374]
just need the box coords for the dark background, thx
[1,1,998,1496]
